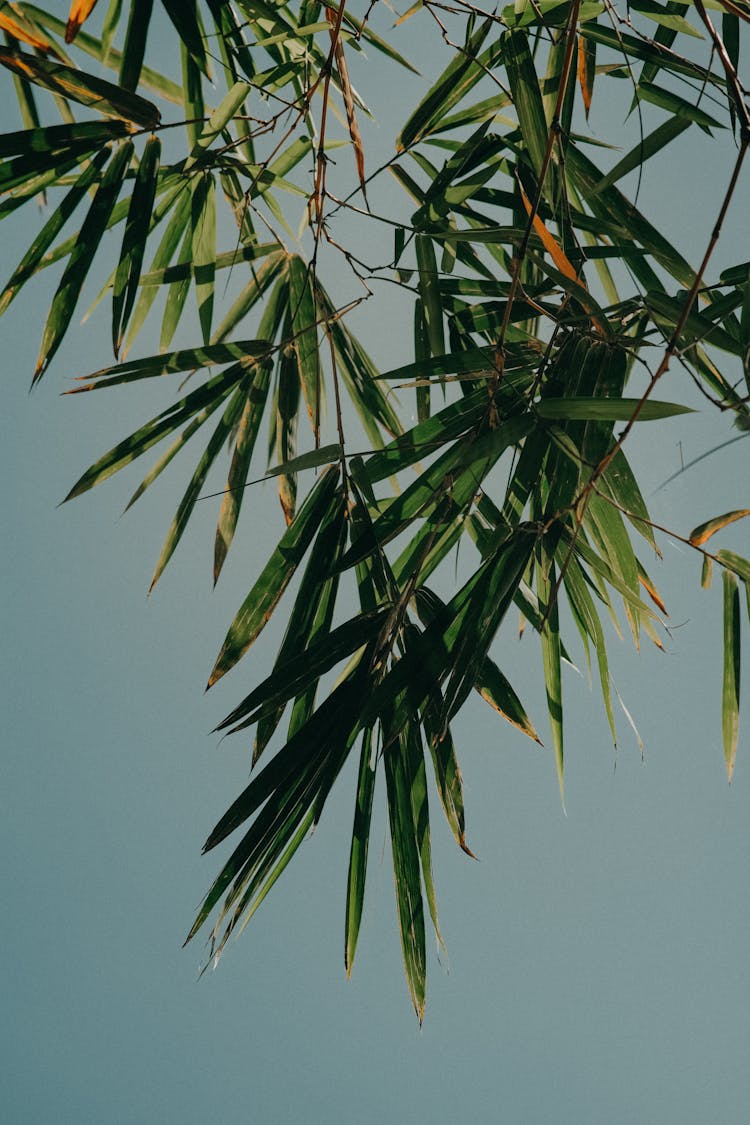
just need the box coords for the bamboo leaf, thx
[288,255,321,438]
[214,361,273,581]
[722,570,741,781]
[536,397,693,422]
[112,133,160,355]
[0,47,160,127]
[149,386,248,590]
[65,0,100,43]
[689,509,750,547]
[119,0,153,92]
[192,173,216,345]
[384,732,427,1023]
[0,146,110,317]
[64,362,247,500]
[538,552,565,808]
[208,465,340,686]
[35,138,134,382]
[345,730,376,976]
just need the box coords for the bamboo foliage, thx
[1,0,749,1019]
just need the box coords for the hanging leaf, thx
[722,571,741,782]
[35,138,134,382]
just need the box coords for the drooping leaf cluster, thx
[2,0,749,1019]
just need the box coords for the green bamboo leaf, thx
[345,730,376,976]
[274,334,300,525]
[384,731,427,1023]
[538,552,565,807]
[160,219,193,351]
[64,362,247,501]
[593,118,691,196]
[255,490,348,760]
[213,361,272,581]
[402,719,444,950]
[717,551,750,583]
[0,120,131,158]
[580,23,719,86]
[201,673,364,853]
[210,251,286,344]
[397,18,493,150]
[326,0,418,72]
[72,338,272,391]
[563,554,618,747]
[601,449,658,552]
[109,181,188,351]
[217,610,389,734]
[162,0,208,73]
[35,138,134,382]
[421,691,470,852]
[535,397,693,422]
[112,134,160,355]
[565,143,695,289]
[263,444,342,480]
[125,402,221,511]
[637,81,724,132]
[415,583,540,742]
[0,139,99,194]
[118,0,153,90]
[288,255,321,438]
[503,28,549,180]
[439,526,538,726]
[629,0,703,37]
[149,386,248,590]
[0,48,160,127]
[208,465,340,686]
[192,173,216,345]
[415,234,444,360]
[185,81,251,170]
[0,146,110,317]
[365,386,487,482]
[722,570,741,781]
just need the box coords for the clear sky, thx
[2,9,750,1124]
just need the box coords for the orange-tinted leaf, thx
[689,509,750,547]
[638,572,668,616]
[519,184,578,282]
[0,5,57,54]
[576,33,595,119]
[65,0,99,43]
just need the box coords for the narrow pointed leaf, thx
[0,48,160,127]
[288,255,321,437]
[345,731,376,976]
[192,174,216,345]
[112,133,160,354]
[208,465,340,686]
[722,571,741,781]
[0,146,110,317]
[35,138,134,382]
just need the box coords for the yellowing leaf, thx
[689,509,750,547]
[519,183,578,282]
[638,573,668,616]
[65,0,99,44]
[0,4,56,54]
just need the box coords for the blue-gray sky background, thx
[3,8,750,1123]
